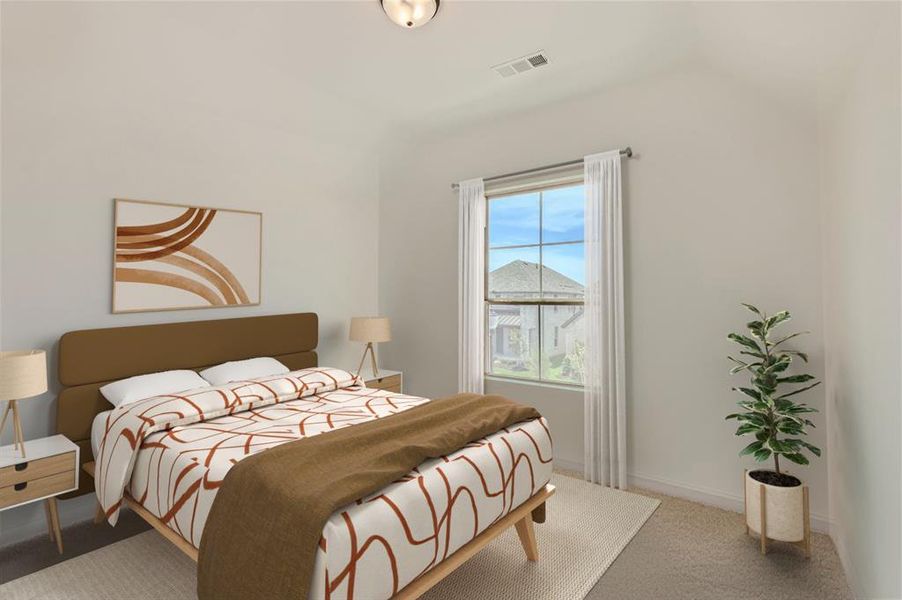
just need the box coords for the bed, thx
[57,313,554,599]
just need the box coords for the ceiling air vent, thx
[492,50,549,79]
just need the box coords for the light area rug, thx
[0,474,659,600]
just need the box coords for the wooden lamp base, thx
[0,399,27,457]
[355,342,381,378]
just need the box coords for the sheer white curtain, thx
[458,178,486,394]
[583,151,627,488]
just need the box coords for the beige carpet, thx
[585,488,853,600]
[0,474,659,600]
[419,475,660,600]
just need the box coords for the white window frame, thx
[484,174,585,389]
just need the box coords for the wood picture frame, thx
[112,199,262,314]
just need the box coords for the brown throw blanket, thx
[197,393,541,600]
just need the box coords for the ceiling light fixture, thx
[380,0,440,29]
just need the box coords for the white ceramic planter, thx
[744,470,809,545]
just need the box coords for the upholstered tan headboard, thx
[56,312,318,498]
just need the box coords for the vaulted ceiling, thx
[189,1,892,134]
[3,1,893,144]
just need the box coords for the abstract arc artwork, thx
[113,199,261,313]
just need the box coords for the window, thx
[486,183,585,386]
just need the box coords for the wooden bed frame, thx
[83,462,553,599]
[58,313,554,599]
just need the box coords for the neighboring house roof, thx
[490,260,584,297]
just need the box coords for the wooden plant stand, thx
[743,469,811,558]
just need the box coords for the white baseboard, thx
[553,460,831,534]
[0,494,97,548]
[553,457,584,473]
[627,470,832,534]
[828,525,862,599]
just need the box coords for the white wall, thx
[379,64,830,526]
[0,2,383,545]
[819,14,901,599]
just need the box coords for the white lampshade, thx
[0,350,48,401]
[349,317,392,343]
[380,0,440,29]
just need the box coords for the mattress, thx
[91,410,111,458]
[92,377,553,599]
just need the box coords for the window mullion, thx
[537,304,543,381]
[487,299,584,306]
[489,242,547,251]
[538,190,544,299]
[537,191,543,380]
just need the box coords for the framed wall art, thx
[112,199,262,313]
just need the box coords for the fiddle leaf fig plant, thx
[726,304,821,475]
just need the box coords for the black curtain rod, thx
[451,147,633,190]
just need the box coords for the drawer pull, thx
[14,462,28,472]
[14,482,27,491]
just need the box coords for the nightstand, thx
[360,369,403,393]
[0,434,79,553]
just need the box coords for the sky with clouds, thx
[488,185,585,284]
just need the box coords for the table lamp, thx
[0,350,48,458]
[349,317,392,378]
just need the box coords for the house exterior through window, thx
[486,183,585,386]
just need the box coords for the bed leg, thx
[514,515,539,561]
[531,502,546,524]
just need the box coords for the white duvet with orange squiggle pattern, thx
[93,367,553,599]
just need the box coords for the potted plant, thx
[726,304,820,556]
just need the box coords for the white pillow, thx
[100,370,209,408]
[199,357,290,386]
